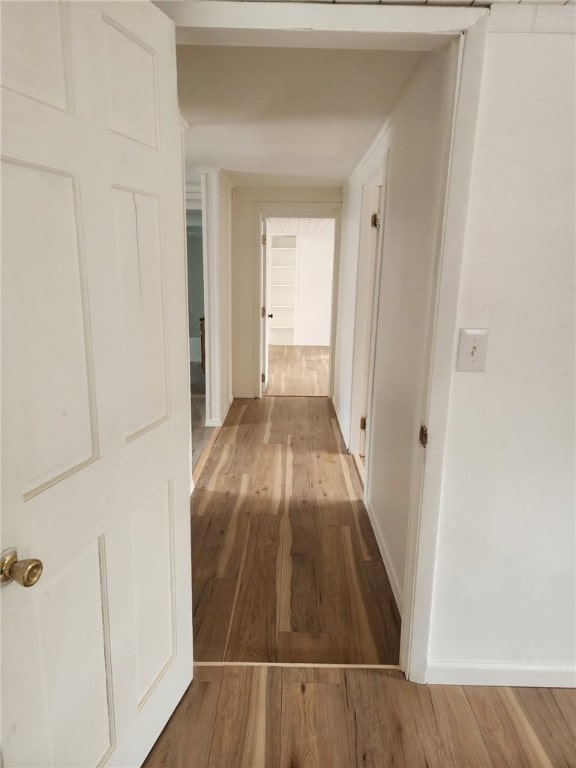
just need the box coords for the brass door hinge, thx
[261,373,265,384]
[262,234,267,245]
[419,424,428,448]
[371,213,380,229]
[261,306,266,318]
[360,416,367,431]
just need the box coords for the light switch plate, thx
[456,328,489,372]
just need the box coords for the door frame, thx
[348,156,388,463]
[400,18,488,682]
[254,202,342,398]
[261,216,269,389]
[169,0,489,683]
[352,24,488,682]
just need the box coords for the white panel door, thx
[261,218,269,392]
[1,3,192,766]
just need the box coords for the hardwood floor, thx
[191,396,400,664]
[149,395,576,768]
[266,345,329,395]
[143,664,576,768]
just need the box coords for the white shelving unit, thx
[269,237,297,345]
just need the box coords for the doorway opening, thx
[263,217,336,397]
[174,10,488,682]
[186,196,214,473]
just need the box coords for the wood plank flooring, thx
[143,664,576,768]
[191,396,401,664]
[266,345,329,395]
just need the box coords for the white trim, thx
[364,497,404,616]
[348,173,384,458]
[167,1,486,44]
[400,15,489,685]
[427,660,576,688]
[362,154,390,533]
[201,171,223,425]
[204,417,223,428]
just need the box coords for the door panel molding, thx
[2,157,100,500]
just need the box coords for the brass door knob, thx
[0,548,43,588]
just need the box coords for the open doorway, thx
[263,217,335,396]
[173,8,488,683]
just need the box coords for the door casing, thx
[168,1,489,683]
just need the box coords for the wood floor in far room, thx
[143,665,576,768]
[266,344,329,395]
[191,396,400,664]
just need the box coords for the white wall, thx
[370,46,458,609]
[333,51,446,446]
[294,235,334,346]
[428,28,575,685]
[334,46,458,609]
[231,187,342,397]
[201,169,233,425]
[218,172,233,416]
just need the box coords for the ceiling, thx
[177,45,422,186]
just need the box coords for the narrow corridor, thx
[265,345,330,396]
[191,396,400,664]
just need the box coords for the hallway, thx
[191,396,400,664]
[266,345,330,396]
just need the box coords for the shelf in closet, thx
[270,241,297,344]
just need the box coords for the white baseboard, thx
[189,337,202,362]
[204,397,233,428]
[427,659,576,687]
[364,497,404,616]
[330,403,403,616]
[222,394,233,421]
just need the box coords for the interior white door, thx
[1,3,192,766]
[359,185,383,459]
[350,159,387,460]
[261,217,269,393]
